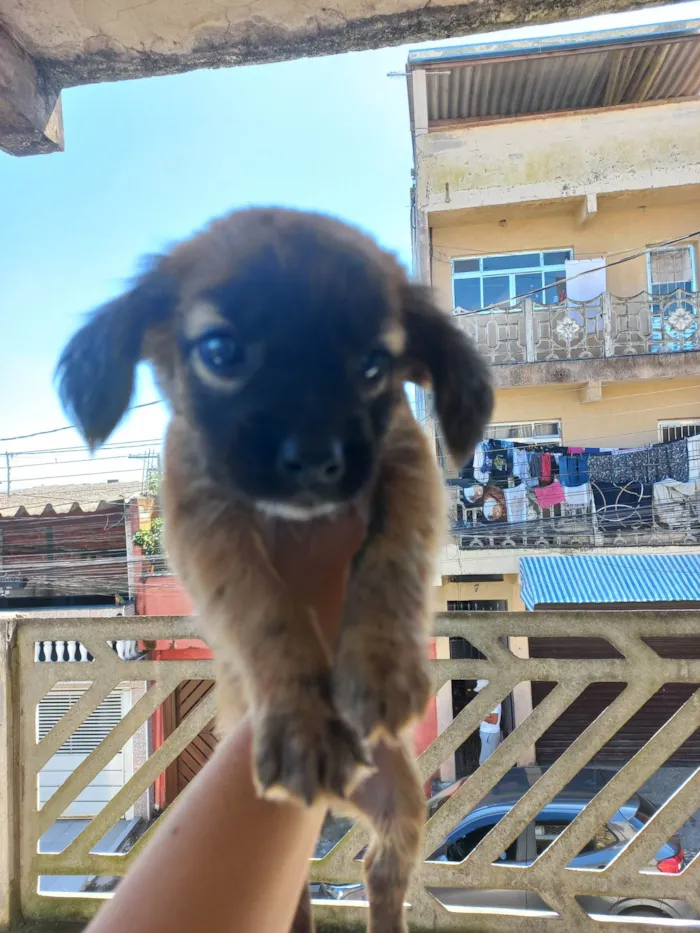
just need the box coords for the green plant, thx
[146,471,161,496]
[132,517,163,556]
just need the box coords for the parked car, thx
[312,766,694,922]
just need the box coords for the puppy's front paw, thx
[335,641,432,740]
[253,702,372,806]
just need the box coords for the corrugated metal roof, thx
[0,481,143,518]
[520,554,700,610]
[409,19,700,66]
[409,21,700,123]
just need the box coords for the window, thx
[648,245,696,295]
[452,250,572,311]
[485,421,562,445]
[648,246,697,352]
[446,824,518,863]
[534,819,617,857]
[659,420,700,443]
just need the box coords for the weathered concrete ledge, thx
[488,350,700,388]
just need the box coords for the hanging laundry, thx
[473,440,491,483]
[589,449,645,484]
[540,453,552,482]
[563,483,592,509]
[648,438,689,483]
[481,486,506,523]
[559,454,590,487]
[534,481,566,509]
[589,440,689,485]
[503,484,528,524]
[688,434,700,481]
[592,481,653,531]
[512,447,530,482]
[567,447,585,454]
[529,451,541,481]
[490,445,510,483]
[652,479,700,527]
[462,485,485,507]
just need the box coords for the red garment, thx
[541,453,552,481]
[534,481,566,508]
[568,446,585,454]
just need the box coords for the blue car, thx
[314,766,693,922]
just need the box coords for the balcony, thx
[448,475,700,553]
[4,612,700,930]
[457,291,700,387]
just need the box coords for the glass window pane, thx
[543,270,566,304]
[454,277,482,310]
[649,247,692,286]
[514,272,543,303]
[543,251,572,265]
[483,275,510,307]
[482,253,539,272]
[534,422,561,437]
[486,423,532,439]
[453,258,479,273]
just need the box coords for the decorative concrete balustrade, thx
[1,613,699,931]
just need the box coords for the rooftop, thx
[0,482,143,518]
[408,19,700,124]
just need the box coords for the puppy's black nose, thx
[277,436,345,486]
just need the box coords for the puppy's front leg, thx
[244,593,369,806]
[169,500,368,807]
[333,415,442,742]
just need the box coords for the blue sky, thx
[1,1,698,488]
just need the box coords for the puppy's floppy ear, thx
[56,267,173,450]
[403,284,493,465]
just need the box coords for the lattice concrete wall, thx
[1,612,699,931]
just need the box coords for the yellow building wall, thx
[493,376,700,449]
[435,575,525,611]
[431,198,700,307]
[418,98,700,214]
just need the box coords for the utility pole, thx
[4,453,10,496]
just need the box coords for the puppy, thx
[56,207,492,933]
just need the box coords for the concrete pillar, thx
[0,26,64,156]
[509,636,536,766]
[435,636,457,782]
[0,621,19,927]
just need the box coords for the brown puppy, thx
[56,208,492,933]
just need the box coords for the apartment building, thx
[407,20,700,773]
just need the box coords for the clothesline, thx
[454,433,700,530]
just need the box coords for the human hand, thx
[268,502,368,649]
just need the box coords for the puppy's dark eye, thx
[196,332,245,375]
[361,348,393,385]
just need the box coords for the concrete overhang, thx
[0,0,687,156]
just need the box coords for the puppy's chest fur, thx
[161,400,443,678]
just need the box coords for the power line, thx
[0,401,163,443]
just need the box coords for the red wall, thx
[138,568,440,804]
[412,638,439,758]
[136,574,193,616]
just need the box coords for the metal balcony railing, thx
[456,290,699,365]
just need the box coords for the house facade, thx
[0,481,149,824]
[408,20,700,778]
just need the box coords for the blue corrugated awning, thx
[520,554,700,610]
